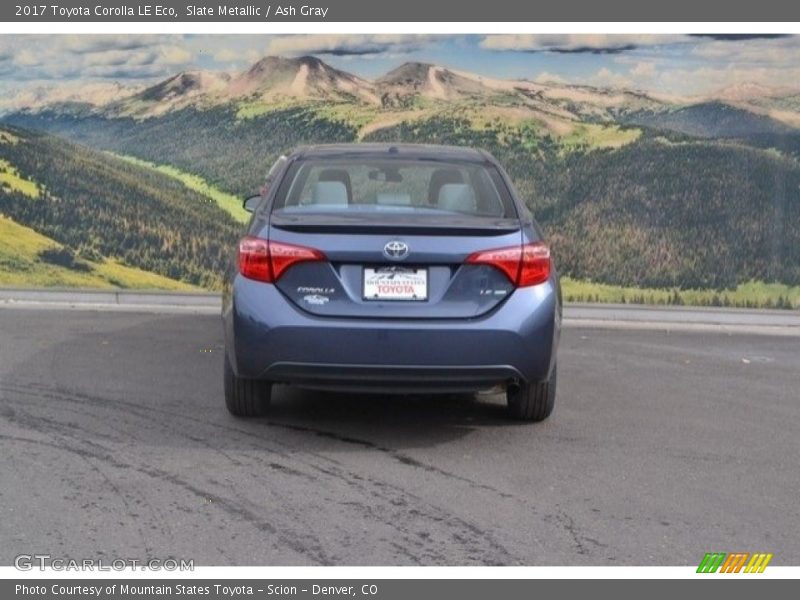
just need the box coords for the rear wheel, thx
[506,365,557,422]
[224,353,272,417]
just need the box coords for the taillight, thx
[238,236,325,283]
[268,240,325,280]
[238,237,270,282]
[466,242,551,287]
[518,243,551,286]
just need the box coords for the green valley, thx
[0,126,240,290]
[0,214,196,290]
[111,153,250,223]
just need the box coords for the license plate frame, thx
[362,266,428,302]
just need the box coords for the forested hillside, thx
[7,108,800,291]
[0,125,240,288]
[624,102,793,138]
[5,106,356,197]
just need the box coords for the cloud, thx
[212,48,242,62]
[0,35,193,82]
[264,35,440,57]
[532,71,567,84]
[690,36,800,65]
[629,61,657,79]
[13,49,42,67]
[206,46,262,67]
[82,49,158,68]
[480,34,689,54]
[475,34,800,95]
[690,34,791,42]
[588,67,635,89]
[160,45,193,65]
[61,35,161,55]
[653,65,800,95]
[82,64,177,80]
[479,34,797,55]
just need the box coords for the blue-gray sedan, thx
[223,144,561,421]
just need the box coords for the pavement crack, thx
[263,418,516,501]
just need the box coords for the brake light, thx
[238,237,270,282]
[238,236,325,283]
[466,242,551,287]
[269,240,325,281]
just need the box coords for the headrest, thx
[310,181,348,205]
[428,168,464,203]
[318,169,352,200]
[438,184,477,213]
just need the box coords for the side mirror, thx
[243,195,261,213]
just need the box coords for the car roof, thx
[291,143,494,164]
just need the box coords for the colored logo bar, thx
[697,552,773,573]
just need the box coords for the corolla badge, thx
[383,240,409,261]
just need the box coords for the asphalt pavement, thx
[0,307,798,565]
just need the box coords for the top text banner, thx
[2,0,800,22]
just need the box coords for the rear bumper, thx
[223,275,560,391]
[262,363,526,394]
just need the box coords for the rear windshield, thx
[272,158,517,219]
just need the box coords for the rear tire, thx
[224,353,272,417]
[506,365,557,422]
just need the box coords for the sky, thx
[1,34,800,97]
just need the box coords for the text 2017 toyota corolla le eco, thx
[222,144,561,421]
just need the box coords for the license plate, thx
[363,267,428,301]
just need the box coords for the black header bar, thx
[2,0,799,23]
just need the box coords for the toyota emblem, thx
[383,240,409,260]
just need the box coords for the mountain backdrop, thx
[2,55,799,305]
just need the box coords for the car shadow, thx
[260,385,518,445]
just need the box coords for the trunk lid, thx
[268,214,522,319]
